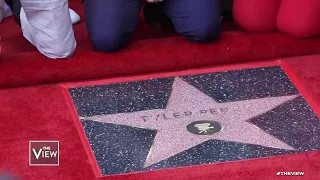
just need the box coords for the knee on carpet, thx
[276,0,320,38]
[42,40,76,59]
[89,33,128,53]
[232,0,281,32]
[181,21,221,44]
[277,19,320,38]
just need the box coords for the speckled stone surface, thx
[69,78,174,117]
[68,66,320,176]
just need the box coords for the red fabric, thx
[233,0,281,32]
[0,2,319,90]
[0,1,320,179]
[0,55,319,180]
[233,0,320,38]
[277,0,320,38]
[0,0,320,89]
[1,31,320,89]
[1,16,320,88]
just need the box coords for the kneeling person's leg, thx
[233,0,281,32]
[5,0,20,25]
[163,0,221,43]
[0,0,12,23]
[0,0,5,22]
[20,0,76,59]
[84,0,141,52]
[277,0,320,38]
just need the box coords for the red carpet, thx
[0,57,320,180]
[1,1,320,88]
[0,0,320,179]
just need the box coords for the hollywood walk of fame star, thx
[81,77,298,167]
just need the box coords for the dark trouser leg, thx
[83,0,141,52]
[163,0,221,43]
[5,0,21,26]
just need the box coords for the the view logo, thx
[29,141,59,166]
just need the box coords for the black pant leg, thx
[5,0,21,27]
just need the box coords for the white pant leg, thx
[20,0,76,59]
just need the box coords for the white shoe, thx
[69,8,80,25]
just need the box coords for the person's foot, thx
[69,8,80,25]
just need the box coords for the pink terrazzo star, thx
[82,77,298,167]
